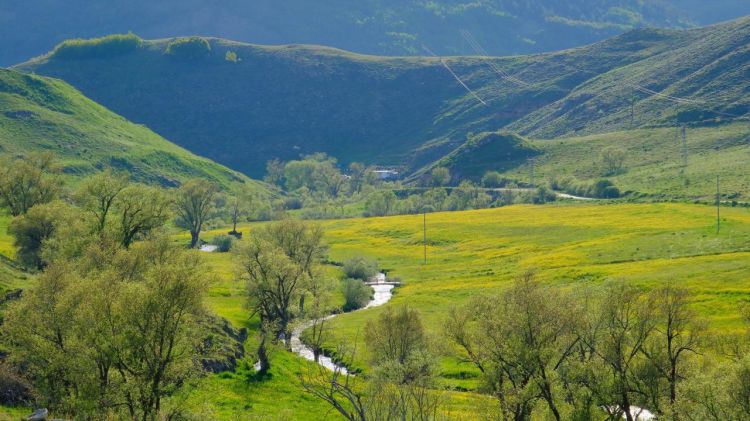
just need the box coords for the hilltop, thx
[15,18,750,180]
[2,0,750,66]
[0,68,270,194]
[415,131,540,181]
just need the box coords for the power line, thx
[422,44,488,106]
[460,30,531,88]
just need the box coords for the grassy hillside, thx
[0,68,269,193]
[510,123,750,201]
[16,19,750,179]
[6,0,750,66]
[416,131,540,181]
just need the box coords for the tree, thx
[445,272,577,421]
[74,170,128,234]
[227,189,256,235]
[585,283,656,421]
[8,201,72,269]
[641,285,704,416]
[264,159,286,187]
[116,185,170,248]
[482,171,505,188]
[237,220,326,371]
[430,167,451,187]
[3,238,207,419]
[114,239,206,419]
[601,147,627,176]
[342,279,372,312]
[303,307,442,421]
[174,179,218,248]
[0,153,60,216]
[364,190,397,217]
[342,256,379,281]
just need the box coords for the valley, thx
[1,6,750,420]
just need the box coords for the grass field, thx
[506,123,750,201]
[193,202,750,398]
[3,201,750,418]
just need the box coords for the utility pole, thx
[423,211,427,264]
[716,175,721,234]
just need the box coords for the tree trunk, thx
[190,231,199,249]
[258,332,270,373]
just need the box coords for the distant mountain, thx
[16,17,750,178]
[2,0,750,66]
[0,68,269,194]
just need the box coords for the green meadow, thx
[4,201,750,418]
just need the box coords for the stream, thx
[289,274,395,373]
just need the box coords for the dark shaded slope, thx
[15,18,750,177]
[0,68,269,193]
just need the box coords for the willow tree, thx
[174,179,218,248]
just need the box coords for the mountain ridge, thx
[14,17,750,178]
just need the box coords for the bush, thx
[283,196,304,210]
[211,235,233,252]
[343,256,379,281]
[342,279,372,312]
[165,37,211,59]
[591,179,620,199]
[481,171,507,188]
[51,33,142,60]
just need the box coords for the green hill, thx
[14,18,750,180]
[416,131,540,181]
[0,68,269,193]
[3,0,750,66]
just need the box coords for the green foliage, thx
[481,171,508,188]
[342,278,371,312]
[430,167,451,187]
[364,190,397,217]
[342,256,379,281]
[0,153,60,216]
[212,234,234,252]
[7,201,73,269]
[50,33,142,60]
[174,179,219,248]
[2,238,208,419]
[422,132,540,182]
[165,37,211,59]
[225,51,239,63]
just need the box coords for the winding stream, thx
[290,275,395,373]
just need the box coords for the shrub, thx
[342,279,372,312]
[51,33,142,60]
[591,179,620,199]
[165,37,211,59]
[225,51,239,62]
[364,190,397,217]
[481,171,506,188]
[212,234,233,252]
[343,256,379,281]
